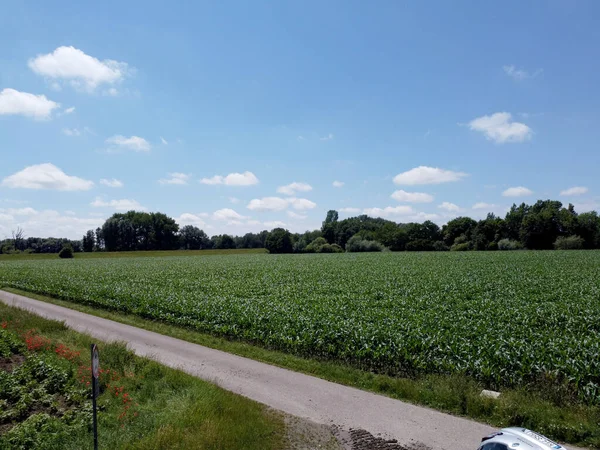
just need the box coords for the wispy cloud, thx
[320,133,334,141]
[159,173,190,185]
[393,166,467,185]
[503,186,533,197]
[200,171,259,186]
[560,186,588,196]
[503,65,543,81]
[100,178,123,188]
[106,135,151,152]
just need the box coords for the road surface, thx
[0,289,533,449]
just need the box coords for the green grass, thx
[4,287,599,448]
[0,301,285,450]
[0,248,266,261]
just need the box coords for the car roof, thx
[480,427,566,450]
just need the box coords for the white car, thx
[478,427,566,450]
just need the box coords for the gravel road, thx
[0,290,523,449]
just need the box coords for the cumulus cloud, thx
[159,173,190,185]
[277,182,313,196]
[332,181,344,188]
[393,166,468,185]
[560,186,588,196]
[200,171,259,186]
[288,198,317,211]
[472,202,496,210]
[287,211,307,219]
[2,163,93,191]
[91,197,146,211]
[503,65,543,81]
[100,178,123,188]
[391,190,434,203]
[175,213,206,228]
[438,202,461,212]
[363,206,414,218]
[0,88,60,120]
[0,208,104,240]
[502,186,533,197]
[28,46,131,92]
[212,208,247,221]
[468,112,532,143]
[106,135,151,152]
[247,197,290,212]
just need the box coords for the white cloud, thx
[0,207,38,216]
[159,172,190,185]
[0,88,60,120]
[200,171,259,186]
[28,46,131,92]
[288,197,317,211]
[0,208,104,240]
[247,197,289,212]
[62,128,81,136]
[391,190,434,203]
[332,181,344,188]
[229,197,240,204]
[503,65,543,81]
[472,202,496,210]
[573,201,600,213]
[100,178,123,188]
[393,166,468,185]
[277,182,313,195]
[560,186,588,196]
[105,87,119,96]
[91,197,146,211]
[502,186,533,197]
[363,206,414,218]
[106,135,151,152]
[339,207,361,213]
[438,202,461,212]
[320,133,334,141]
[212,208,247,221]
[2,163,93,191]
[64,106,75,114]
[287,211,307,219]
[176,213,206,228]
[468,112,532,143]
[160,137,168,145]
[264,221,286,228]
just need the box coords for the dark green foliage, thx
[212,234,236,249]
[554,235,585,250]
[101,211,180,251]
[179,225,210,250]
[58,245,74,259]
[497,239,523,250]
[82,230,95,252]
[442,217,477,246]
[265,228,293,254]
[305,237,328,253]
[405,239,434,251]
[345,235,386,252]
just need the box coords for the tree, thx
[442,217,477,246]
[179,225,210,250]
[58,244,74,259]
[265,228,293,254]
[321,210,339,243]
[12,227,25,252]
[100,211,180,251]
[82,230,95,252]
[212,234,236,249]
[576,212,600,249]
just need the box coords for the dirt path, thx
[0,290,502,449]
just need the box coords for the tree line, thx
[1,199,599,255]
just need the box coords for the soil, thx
[332,426,432,450]
[0,354,25,372]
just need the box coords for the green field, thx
[1,251,599,407]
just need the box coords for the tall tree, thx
[82,230,95,252]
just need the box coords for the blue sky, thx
[1,1,599,239]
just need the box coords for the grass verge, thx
[0,248,266,261]
[0,300,285,450]
[3,287,599,448]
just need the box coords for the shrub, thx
[487,241,498,251]
[433,241,449,252]
[554,235,585,250]
[58,245,74,259]
[497,239,523,251]
[305,237,328,253]
[345,235,386,252]
[450,242,470,251]
[405,239,435,251]
[318,243,343,253]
